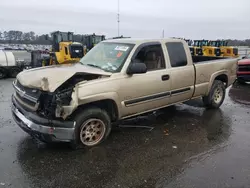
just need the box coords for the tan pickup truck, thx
[11,38,237,147]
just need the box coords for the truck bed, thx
[192,55,230,63]
[193,57,237,97]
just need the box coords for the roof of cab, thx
[103,38,185,45]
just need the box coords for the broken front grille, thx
[13,80,41,111]
[15,80,41,99]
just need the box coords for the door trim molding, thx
[124,91,171,106]
[171,87,191,96]
[124,87,191,107]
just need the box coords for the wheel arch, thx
[206,71,229,95]
[69,98,119,122]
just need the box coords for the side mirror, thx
[127,62,147,75]
[242,56,246,59]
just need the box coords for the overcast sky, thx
[1,0,250,39]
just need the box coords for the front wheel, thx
[203,80,226,109]
[72,107,112,148]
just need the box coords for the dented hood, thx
[17,63,112,92]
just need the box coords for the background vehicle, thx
[81,34,105,55]
[0,50,29,79]
[48,31,84,65]
[30,50,50,68]
[184,39,194,56]
[237,53,250,83]
[209,40,239,57]
[29,32,105,67]
[193,40,203,56]
[11,38,237,148]
[201,40,221,57]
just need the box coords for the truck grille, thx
[238,65,250,72]
[13,80,41,111]
[16,80,41,99]
[16,92,37,107]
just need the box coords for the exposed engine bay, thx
[14,73,107,120]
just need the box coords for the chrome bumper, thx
[12,101,75,142]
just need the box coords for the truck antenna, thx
[117,0,120,37]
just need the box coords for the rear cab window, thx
[166,42,187,67]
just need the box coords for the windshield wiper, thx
[85,64,103,70]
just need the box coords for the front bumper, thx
[237,73,250,81]
[11,95,75,142]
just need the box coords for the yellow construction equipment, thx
[81,34,105,55]
[199,40,221,57]
[208,40,239,57]
[49,31,84,65]
[193,40,203,56]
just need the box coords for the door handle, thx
[161,74,170,81]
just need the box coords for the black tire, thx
[9,67,21,78]
[71,107,111,148]
[203,80,226,109]
[0,68,7,79]
[237,78,246,84]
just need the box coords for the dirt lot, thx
[1,79,250,188]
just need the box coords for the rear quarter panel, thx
[194,59,237,96]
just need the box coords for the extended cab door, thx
[120,43,171,118]
[165,41,195,104]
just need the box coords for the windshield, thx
[80,42,134,72]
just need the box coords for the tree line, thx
[0,30,50,45]
[0,30,250,46]
[0,30,102,45]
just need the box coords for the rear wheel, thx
[71,107,112,148]
[9,67,21,78]
[203,80,226,109]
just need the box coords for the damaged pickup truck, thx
[11,38,237,147]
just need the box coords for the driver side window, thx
[134,44,165,71]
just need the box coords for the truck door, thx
[165,42,195,104]
[120,43,171,118]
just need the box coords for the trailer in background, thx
[0,50,31,79]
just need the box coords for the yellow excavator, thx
[48,31,84,65]
[208,40,239,57]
